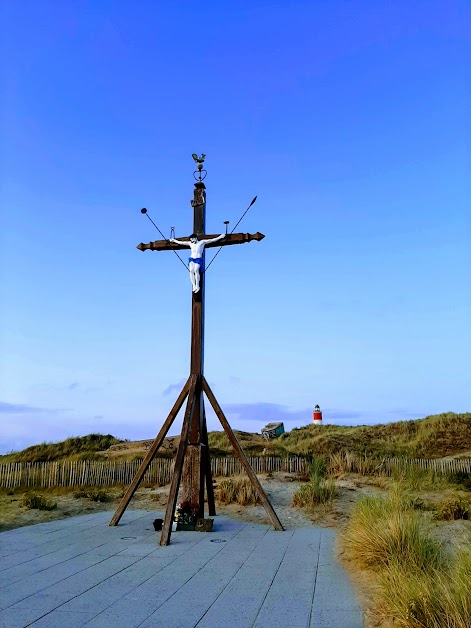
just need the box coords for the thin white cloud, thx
[162,379,187,396]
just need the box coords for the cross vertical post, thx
[181,181,207,514]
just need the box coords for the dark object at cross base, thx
[153,518,163,531]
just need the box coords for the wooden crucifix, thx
[109,156,283,545]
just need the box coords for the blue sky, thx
[1,1,470,453]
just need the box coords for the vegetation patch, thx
[292,455,337,510]
[0,434,122,464]
[341,484,471,626]
[448,471,471,491]
[438,499,470,521]
[216,478,260,505]
[73,488,111,502]
[22,492,57,511]
[1,413,470,465]
[342,486,441,571]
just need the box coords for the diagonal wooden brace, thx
[202,376,283,531]
[109,376,191,526]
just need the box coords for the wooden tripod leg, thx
[160,375,198,546]
[201,407,216,516]
[109,377,191,527]
[202,377,283,531]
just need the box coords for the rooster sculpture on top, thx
[191,153,206,172]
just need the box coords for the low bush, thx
[87,489,111,502]
[448,471,471,491]
[73,488,89,499]
[73,488,111,502]
[438,499,470,521]
[22,492,57,511]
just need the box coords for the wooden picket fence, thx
[0,456,308,489]
[0,455,470,489]
[383,456,471,474]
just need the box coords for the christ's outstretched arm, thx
[169,238,191,247]
[200,233,226,246]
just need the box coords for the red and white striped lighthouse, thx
[313,404,323,425]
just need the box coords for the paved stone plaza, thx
[0,511,363,627]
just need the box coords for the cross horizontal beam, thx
[137,232,265,252]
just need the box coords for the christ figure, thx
[169,233,226,292]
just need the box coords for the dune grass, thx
[374,544,471,627]
[1,413,470,464]
[215,477,260,505]
[341,484,471,626]
[0,434,123,464]
[292,454,337,510]
[273,412,471,458]
[342,485,441,571]
[22,492,57,511]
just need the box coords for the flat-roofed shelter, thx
[262,422,285,439]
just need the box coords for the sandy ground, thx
[0,472,378,532]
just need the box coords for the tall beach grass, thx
[292,454,337,510]
[341,485,471,626]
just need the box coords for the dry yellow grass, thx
[341,484,471,627]
[216,477,260,505]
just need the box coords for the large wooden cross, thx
[109,161,283,545]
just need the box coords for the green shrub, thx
[73,488,89,499]
[448,471,471,491]
[22,492,57,511]
[439,499,470,521]
[86,488,111,502]
[73,488,111,502]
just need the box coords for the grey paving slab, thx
[0,551,117,610]
[0,520,111,570]
[0,607,47,628]
[316,527,337,566]
[23,610,97,628]
[196,528,296,628]
[138,524,271,628]
[0,530,135,588]
[85,522,250,627]
[11,555,142,613]
[0,510,364,628]
[310,608,364,628]
[253,528,321,628]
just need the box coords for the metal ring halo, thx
[193,169,207,181]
